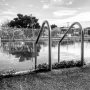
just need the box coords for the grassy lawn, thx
[0,65,90,90]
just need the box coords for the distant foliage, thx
[1,27,40,40]
[7,14,40,29]
[1,13,41,39]
[51,24,57,29]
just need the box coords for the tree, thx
[8,14,40,29]
[51,24,57,29]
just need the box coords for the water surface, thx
[0,40,90,73]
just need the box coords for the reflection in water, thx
[1,40,78,63]
[52,40,74,47]
[1,41,41,62]
[37,40,75,48]
[0,40,90,72]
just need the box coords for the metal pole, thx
[35,44,37,70]
[81,29,84,66]
[58,43,60,63]
[48,26,52,71]
[31,14,34,39]
[58,22,84,67]
[35,20,52,71]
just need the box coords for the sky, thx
[0,0,90,27]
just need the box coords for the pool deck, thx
[0,65,90,90]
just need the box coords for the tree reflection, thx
[38,40,74,48]
[1,40,74,62]
[52,41,74,47]
[1,41,41,62]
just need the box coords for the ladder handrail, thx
[58,22,84,66]
[35,20,52,70]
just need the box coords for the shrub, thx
[37,63,49,70]
[37,60,86,71]
[65,61,75,68]
[75,61,85,67]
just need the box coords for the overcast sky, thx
[0,0,90,27]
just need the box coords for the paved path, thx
[0,65,90,90]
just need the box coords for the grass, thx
[0,60,88,90]
[0,65,90,90]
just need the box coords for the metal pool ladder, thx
[34,20,52,71]
[58,22,84,66]
[35,21,84,71]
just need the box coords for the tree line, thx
[2,13,57,29]
[1,13,58,39]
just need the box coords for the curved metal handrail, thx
[58,22,84,66]
[35,20,52,70]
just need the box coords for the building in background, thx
[84,27,90,36]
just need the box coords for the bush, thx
[37,60,86,71]
[75,61,85,67]
[65,61,75,68]
[37,63,49,70]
